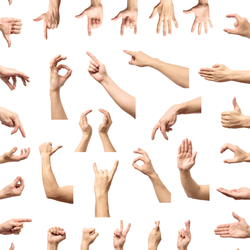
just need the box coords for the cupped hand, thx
[113,220,131,249]
[39,142,62,158]
[123,50,152,67]
[199,64,232,82]
[76,4,103,36]
[79,110,92,137]
[184,3,212,35]
[151,105,177,140]
[47,227,66,245]
[0,107,26,137]
[148,221,161,249]
[215,212,250,238]
[132,148,156,177]
[82,228,99,246]
[224,14,250,38]
[220,143,248,164]
[221,97,245,128]
[217,187,250,200]
[1,147,30,163]
[0,18,22,47]
[150,0,178,36]
[33,10,60,40]
[86,51,108,83]
[1,176,25,198]
[177,138,197,171]
[0,66,30,91]
[50,54,72,93]
[93,161,119,196]
[112,8,138,36]
[177,220,191,250]
[99,109,112,134]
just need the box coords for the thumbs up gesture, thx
[0,18,22,47]
[221,97,250,129]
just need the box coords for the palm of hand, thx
[229,220,249,238]
[177,235,190,249]
[90,65,107,82]
[233,188,250,199]
[193,4,210,22]
[114,234,126,248]
[177,152,194,170]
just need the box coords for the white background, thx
[0,0,250,249]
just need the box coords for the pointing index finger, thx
[123,50,136,57]
[86,51,100,65]
[93,163,98,174]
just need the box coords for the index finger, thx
[226,13,241,22]
[93,163,98,174]
[50,54,61,68]
[15,218,32,223]
[86,51,100,65]
[151,124,160,140]
[44,21,48,40]
[160,124,168,140]
[155,221,160,229]
[99,109,111,119]
[120,220,123,232]
[88,18,92,36]
[123,50,136,57]
[123,223,131,236]
[82,109,92,117]
[220,143,234,153]
[109,160,119,178]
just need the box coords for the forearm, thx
[101,76,136,118]
[149,172,171,203]
[50,91,67,120]
[49,0,61,10]
[75,135,91,152]
[180,170,209,200]
[229,70,250,84]
[99,133,116,152]
[149,59,189,88]
[47,243,58,250]
[81,243,90,250]
[148,245,157,250]
[95,193,110,217]
[198,0,208,4]
[127,0,137,9]
[91,0,102,5]
[176,97,201,115]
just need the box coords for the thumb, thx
[232,212,241,221]
[8,147,18,156]
[92,232,99,240]
[112,12,122,21]
[12,176,21,185]
[4,34,11,47]
[183,7,194,14]
[212,64,221,68]
[232,97,240,110]
[223,28,237,35]
[33,14,44,22]
[149,6,158,19]
[9,243,14,250]
[191,151,197,162]
[224,158,237,164]
[52,145,62,155]
[75,9,88,18]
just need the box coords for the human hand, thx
[199,64,232,82]
[93,160,119,196]
[47,227,66,246]
[220,143,250,164]
[0,147,30,163]
[0,107,26,137]
[112,7,138,36]
[151,105,177,140]
[33,1,60,40]
[81,228,99,248]
[50,55,72,93]
[39,142,62,158]
[113,220,131,250]
[79,110,92,138]
[0,18,22,47]
[0,66,30,90]
[0,218,32,235]
[150,0,178,36]
[87,51,108,84]
[9,243,14,250]
[177,138,197,171]
[221,97,247,128]
[0,176,25,199]
[99,109,112,135]
[132,148,156,177]
[177,220,191,250]
[76,3,103,36]
[123,50,153,67]
[8,0,12,5]
[217,187,250,200]
[148,221,161,250]
[224,14,250,38]
[184,3,212,35]
[215,212,250,238]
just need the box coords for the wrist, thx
[127,0,137,10]
[243,152,250,162]
[47,242,59,250]
[99,132,109,138]
[0,190,7,199]
[82,133,92,141]
[0,155,6,164]
[178,248,187,250]
[148,171,158,181]
[91,0,102,6]
[81,242,90,250]
[114,247,123,250]
[241,116,250,128]
[50,89,60,96]
[148,244,157,250]
[49,0,61,10]
[198,0,208,5]
[95,191,108,199]
[100,75,112,86]
[41,155,51,164]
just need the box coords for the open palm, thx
[177,138,197,170]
